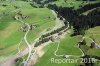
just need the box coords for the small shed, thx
[51,34,60,42]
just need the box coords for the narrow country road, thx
[1,9,85,66]
[1,9,65,66]
[2,15,34,66]
[53,10,85,58]
[15,15,32,63]
[77,37,85,57]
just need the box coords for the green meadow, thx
[0,1,55,56]
[85,26,100,57]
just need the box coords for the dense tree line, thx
[34,25,69,47]
[47,2,100,35]
[77,2,100,14]
[35,37,50,47]
[41,26,67,38]
[73,7,100,35]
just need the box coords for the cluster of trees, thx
[73,7,100,35]
[15,57,23,66]
[41,26,67,38]
[35,25,69,47]
[34,37,50,47]
[77,2,100,14]
[48,2,100,35]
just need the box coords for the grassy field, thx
[0,1,55,57]
[85,26,100,44]
[49,0,98,9]
[35,43,80,66]
[35,26,100,66]
[0,0,100,66]
[85,26,100,56]
[56,34,82,56]
[35,0,100,66]
[79,26,100,57]
[35,32,82,66]
[21,8,55,43]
